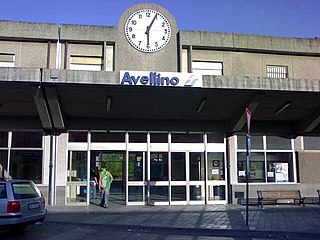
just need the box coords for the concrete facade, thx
[0,3,319,206]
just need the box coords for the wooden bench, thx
[257,190,305,207]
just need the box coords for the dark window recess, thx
[69,132,87,142]
[150,133,168,143]
[0,132,8,147]
[171,133,203,143]
[129,133,147,143]
[91,132,125,142]
[11,132,42,148]
[10,150,42,183]
[207,133,224,143]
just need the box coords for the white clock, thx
[125,9,171,53]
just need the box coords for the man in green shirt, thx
[99,165,113,208]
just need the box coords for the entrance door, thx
[90,151,126,205]
[170,152,206,205]
[126,151,145,205]
[66,151,88,205]
[206,152,227,204]
[189,152,205,204]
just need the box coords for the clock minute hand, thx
[145,13,157,47]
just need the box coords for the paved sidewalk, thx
[45,203,320,239]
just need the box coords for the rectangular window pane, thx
[0,53,15,67]
[128,186,143,202]
[67,151,87,182]
[150,152,168,181]
[91,132,125,142]
[189,152,205,181]
[171,186,186,201]
[128,152,144,181]
[192,61,223,76]
[266,136,291,150]
[10,150,42,183]
[171,133,203,143]
[12,182,41,199]
[190,186,204,201]
[150,133,168,143]
[150,186,168,202]
[207,153,225,180]
[70,56,102,71]
[11,132,42,148]
[208,185,225,200]
[0,132,8,147]
[237,152,265,183]
[129,133,147,143]
[171,152,186,181]
[237,135,263,150]
[0,150,8,179]
[69,131,87,142]
[207,133,224,143]
[304,136,320,150]
[266,152,294,182]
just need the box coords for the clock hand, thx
[145,13,157,48]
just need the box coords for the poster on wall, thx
[275,163,289,182]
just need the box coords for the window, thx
[70,56,102,71]
[0,131,43,183]
[0,53,15,67]
[192,61,223,76]
[150,152,168,181]
[12,182,41,199]
[91,132,125,142]
[171,133,203,143]
[303,136,320,150]
[10,150,42,183]
[236,135,295,183]
[267,65,287,78]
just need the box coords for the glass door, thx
[91,151,126,205]
[66,151,88,205]
[189,152,205,204]
[171,152,187,205]
[207,152,227,204]
[148,152,169,205]
[127,151,145,205]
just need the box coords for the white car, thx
[0,179,47,231]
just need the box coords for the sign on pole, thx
[245,108,252,226]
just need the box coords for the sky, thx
[0,0,319,39]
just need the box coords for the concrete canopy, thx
[0,67,319,136]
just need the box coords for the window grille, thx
[267,65,287,78]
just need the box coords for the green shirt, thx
[101,170,111,189]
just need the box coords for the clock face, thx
[125,9,171,53]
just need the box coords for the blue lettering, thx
[121,72,180,86]
[140,76,149,85]
[121,72,133,84]
[170,77,179,85]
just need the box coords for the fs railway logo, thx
[120,71,202,88]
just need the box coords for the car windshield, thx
[12,182,41,199]
[0,184,7,198]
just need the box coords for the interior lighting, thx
[275,101,291,115]
[106,96,112,112]
[197,99,206,113]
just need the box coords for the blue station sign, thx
[120,71,202,87]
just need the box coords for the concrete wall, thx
[0,40,48,68]
[297,152,320,184]
[192,49,320,80]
